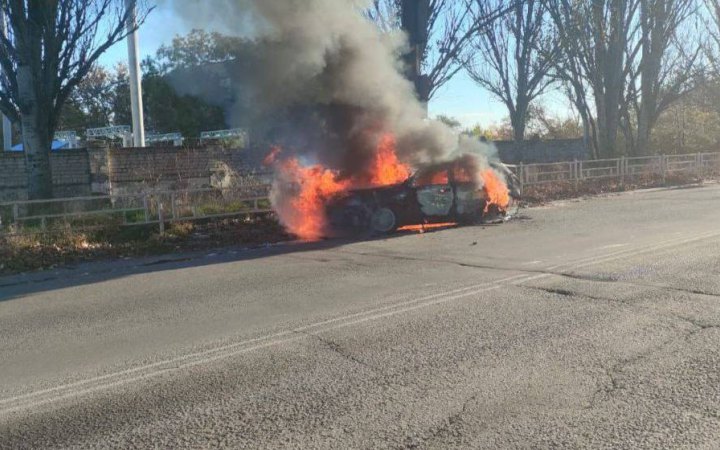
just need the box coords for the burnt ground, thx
[1,183,720,448]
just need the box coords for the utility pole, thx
[126,0,145,147]
[0,11,11,151]
[401,0,430,114]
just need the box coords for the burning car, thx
[326,159,521,234]
[266,136,520,240]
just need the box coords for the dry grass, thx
[0,214,289,275]
[521,172,702,205]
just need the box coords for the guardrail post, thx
[696,153,703,179]
[573,160,579,190]
[518,162,525,192]
[661,154,667,184]
[12,203,19,226]
[577,160,584,185]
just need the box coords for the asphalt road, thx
[1,184,720,449]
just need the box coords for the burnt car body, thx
[327,162,521,234]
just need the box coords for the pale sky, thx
[99,2,533,130]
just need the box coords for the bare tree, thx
[368,0,518,103]
[545,0,640,158]
[0,1,151,199]
[365,0,401,32]
[703,0,720,71]
[623,0,701,155]
[464,0,558,142]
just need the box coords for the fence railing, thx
[512,152,720,189]
[0,184,272,237]
[2,151,719,237]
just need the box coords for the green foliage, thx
[141,64,227,137]
[59,30,232,137]
[57,65,122,131]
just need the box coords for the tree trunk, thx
[510,103,528,142]
[18,66,53,199]
[512,117,526,142]
[21,114,52,199]
[636,113,652,155]
[595,89,622,159]
[595,94,610,158]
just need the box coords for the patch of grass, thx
[124,209,147,224]
[198,204,222,216]
[196,201,258,216]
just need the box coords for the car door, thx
[453,182,482,216]
[414,169,454,217]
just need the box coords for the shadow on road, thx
[0,223,489,302]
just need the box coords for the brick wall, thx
[51,150,92,198]
[0,150,91,201]
[101,146,265,195]
[0,146,267,201]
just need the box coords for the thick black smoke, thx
[164,0,471,178]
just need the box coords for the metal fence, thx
[2,151,720,237]
[512,152,720,188]
[0,185,272,237]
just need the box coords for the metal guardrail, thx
[512,152,720,189]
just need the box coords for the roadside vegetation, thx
[521,172,704,205]
[0,215,288,275]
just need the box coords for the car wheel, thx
[369,207,397,234]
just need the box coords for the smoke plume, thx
[164,0,472,175]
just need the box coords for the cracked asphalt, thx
[1,184,720,448]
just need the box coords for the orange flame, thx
[270,133,410,240]
[368,134,410,186]
[274,157,350,241]
[398,222,457,232]
[482,169,510,212]
[269,135,512,240]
